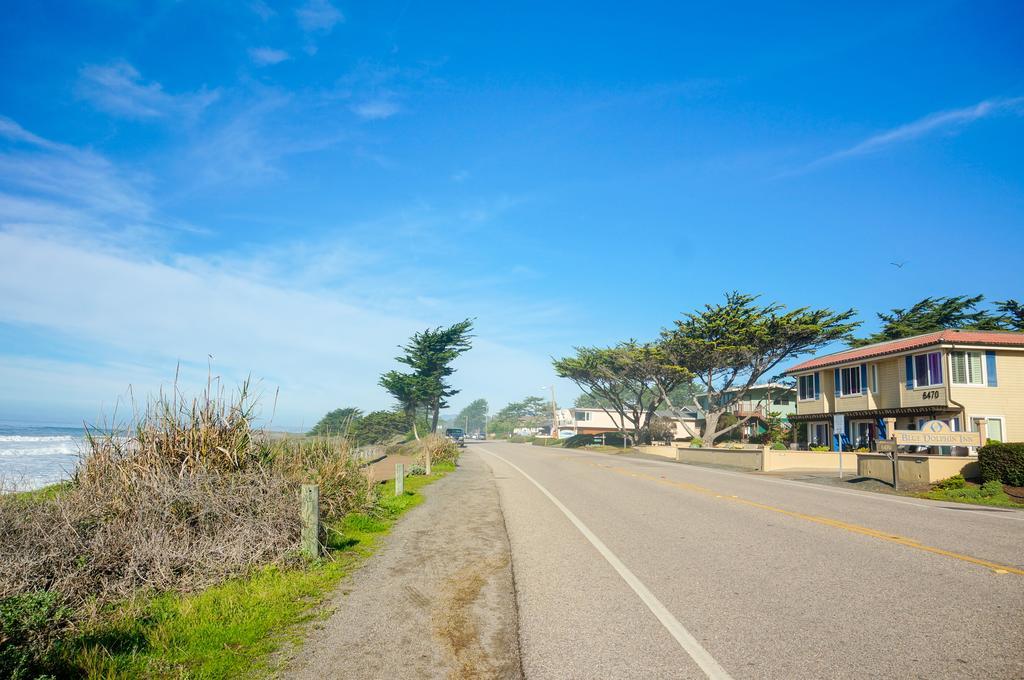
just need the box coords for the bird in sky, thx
[889,261,908,269]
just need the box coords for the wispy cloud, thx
[76,61,219,120]
[249,0,274,21]
[248,47,291,66]
[0,228,562,426]
[296,0,344,34]
[806,96,1024,170]
[0,116,200,245]
[350,98,400,120]
[0,117,563,424]
[182,89,350,186]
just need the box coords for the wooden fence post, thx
[300,484,320,559]
[395,463,405,495]
[425,449,432,476]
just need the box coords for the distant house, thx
[784,329,1024,452]
[555,406,701,441]
[694,383,797,440]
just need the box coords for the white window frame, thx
[949,350,987,387]
[807,422,828,446]
[970,415,1005,443]
[797,374,817,401]
[574,410,592,422]
[913,351,944,388]
[851,420,873,449]
[838,366,861,397]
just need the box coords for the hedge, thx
[978,442,1024,486]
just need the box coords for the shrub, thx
[935,474,966,490]
[407,464,427,476]
[349,410,410,446]
[810,445,830,452]
[771,442,787,450]
[601,432,628,447]
[0,377,379,675]
[531,437,561,447]
[978,442,1024,486]
[937,473,966,489]
[562,434,594,449]
[418,434,459,466]
[689,437,703,448]
[980,479,1004,498]
[0,591,72,680]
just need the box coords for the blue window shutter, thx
[833,369,841,397]
[860,364,868,394]
[905,356,914,389]
[813,372,820,399]
[986,351,998,387]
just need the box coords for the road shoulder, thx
[284,449,522,679]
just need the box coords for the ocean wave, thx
[0,448,82,457]
[0,435,78,442]
[0,437,85,457]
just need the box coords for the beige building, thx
[555,407,700,440]
[785,329,1024,453]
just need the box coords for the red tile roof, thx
[786,329,1024,373]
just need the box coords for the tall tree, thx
[850,295,1003,347]
[575,380,699,410]
[661,292,858,446]
[488,397,551,436]
[995,299,1024,331]
[308,407,363,436]
[392,319,475,433]
[553,341,690,444]
[455,398,488,433]
[379,371,428,440]
[350,410,410,446]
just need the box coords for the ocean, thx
[0,421,88,491]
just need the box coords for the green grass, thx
[916,481,1024,509]
[7,480,72,504]
[62,460,458,679]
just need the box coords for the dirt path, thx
[283,449,522,680]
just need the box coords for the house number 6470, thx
[921,390,940,400]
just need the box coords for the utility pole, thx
[550,385,558,439]
[542,385,558,438]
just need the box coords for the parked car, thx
[445,427,466,447]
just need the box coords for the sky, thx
[0,1,1022,428]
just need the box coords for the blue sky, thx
[1,1,1022,428]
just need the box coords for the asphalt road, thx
[474,441,1024,679]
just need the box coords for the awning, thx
[787,406,958,423]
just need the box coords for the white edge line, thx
[478,446,733,680]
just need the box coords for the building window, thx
[798,374,817,400]
[914,351,943,387]
[773,397,789,405]
[950,351,984,385]
[575,411,591,422]
[852,422,874,448]
[839,367,861,396]
[972,417,1004,443]
[870,364,878,393]
[807,423,828,446]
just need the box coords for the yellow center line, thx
[562,456,1024,576]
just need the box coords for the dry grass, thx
[418,434,461,466]
[0,377,375,613]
